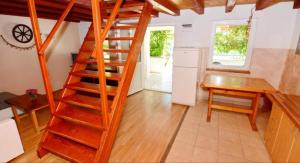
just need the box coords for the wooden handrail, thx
[91,0,109,129]
[39,0,76,54]
[28,0,56,114]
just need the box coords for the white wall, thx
[290,10,300,49]
[0,15,81,95]
[150,2,298,49]
[149,2,299,103]
[75,3,299,98]
[78,21,91,45]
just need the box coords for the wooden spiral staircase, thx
[27,0,154,162]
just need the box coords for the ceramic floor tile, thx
[176,128,198,145]
[191,147,218,163]
[199,112,219,128]
[218,139,244,158]
[195,134,218,152]
[240,134,266,149]
[165,153,192,163]
[198,126,219,139]
[180,121,201,132]
[199,121,219,129]
[168,140,194,162]
[218,153,252,163]
[219,128,240,142]
[166,101,271,163]
[239,128,262,140]
[218,121,239,132]
[242,144,271,163]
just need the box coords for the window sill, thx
[206,68,251,74]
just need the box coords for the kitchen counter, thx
[265,92,300,162]
[267,93,300,129]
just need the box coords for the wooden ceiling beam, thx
[294,0,300,8]
[37,0,90,12]
[225,0,237,12]
[0,0,91,21]
[0,1,91,20]
[191,0,205,14]
[0,8,80,22]
[147,0,180,16]
[255,0,280,10]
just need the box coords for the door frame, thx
[142,24,176,92]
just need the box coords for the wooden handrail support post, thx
[28,0,56,114]
[39,0,76,54]
[91,0,109,129]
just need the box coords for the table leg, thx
[30,110,40,134]
[11,105,21,128]
[249,93,261,131]
[207,88,213,122]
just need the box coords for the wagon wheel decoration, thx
[12,24,33,43]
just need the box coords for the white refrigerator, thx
[172,48,201,106]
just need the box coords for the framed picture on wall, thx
[296,35,300,55]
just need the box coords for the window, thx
[208,20,255,70]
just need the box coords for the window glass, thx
[212,24,249,67]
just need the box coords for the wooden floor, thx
[10,90,187,163]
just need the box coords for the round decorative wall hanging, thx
[12,24,33,43]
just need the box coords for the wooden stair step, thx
[66,82,118,96]
[72,70,121,81]
[103,14,140,20]
[103,49,130,53]
[41,134,96,163]
[104,1,145,10]
[86,65,118,72]
[89,24,137,32]
[62,94,101,110]
[48,119,102,149]
[56,104,103,129]
[81,48,130,53]
[105,37,134,41]
[77,58,126,66]
[110,25,137,30]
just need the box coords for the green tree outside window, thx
[150,30,173,57]
[214,25,249,56]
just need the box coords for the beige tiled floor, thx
[166,101,271,163]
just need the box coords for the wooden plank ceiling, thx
[0,0,297,22]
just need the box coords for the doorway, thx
[142,26,175,93]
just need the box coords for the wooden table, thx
[5,90,62,133]
[5,94,48,133]
[201,74,275,130]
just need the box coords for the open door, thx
[142,26,174,93]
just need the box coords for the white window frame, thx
[208,19,256,71]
